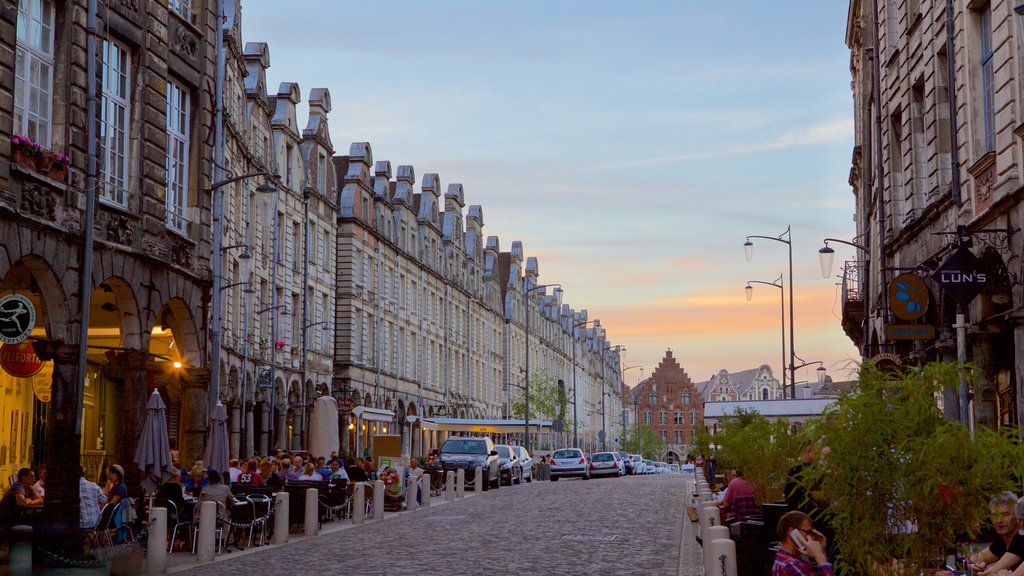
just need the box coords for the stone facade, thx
[0,0,216,528]
[845,0,1021,430]
[633,350,703,460]
[700,365,784,402]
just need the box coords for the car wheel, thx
[514,469,522,484]
[551,476,559,481]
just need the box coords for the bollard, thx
[474,466,483,493]
[456,469,466,499]
[707,537,738,576]
[304,487,319,536]
[352,483,365,525]
[700,490,714,502]
[704,524,730,572]
[699,504,720,541]
[10,525,31,574]
[197,500,217,562]
[373,480,384,520]
[273,491,290,544]
[147,506,167,575]
[445,471,456,501]
[405,477,418,511]
[419,476,430,508]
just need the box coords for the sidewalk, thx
[677,474,704,576]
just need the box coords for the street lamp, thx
[744,226,795,394]
[792,359,827,396]
[818,238,869,278]
[210,174,276,417]
[571,318,598,448]
[524,282,560,453]
[745,273,786,396]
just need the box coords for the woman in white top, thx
[297,462,323,481]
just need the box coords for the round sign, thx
[888,273,929,321]
[0,294,36,344]
[0,341,46,378]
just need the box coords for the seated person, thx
[771,510,833,576]
[0,468,44,518]
[328,460,349,482]
[972,492,1024,576]
[315,457,332,480]
[297,463,323,481]
[991,497,1024,576]
[79,465,106,529]
[345,458,368,482]
[406,458,424,503]
[198,469,240,523]
[721,469,760,521]
[236,459,265,487]
[183,462,208,498]
[155,472,190,522]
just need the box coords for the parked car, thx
[494,444,522,485]
[549,448,589,481]
[669,463,681,474]
[630,454,644,474]
[430,436,501,489]
[512,446,533,483]
[617,451,634,475]
[642,459,656,474]
[589,452,623,478]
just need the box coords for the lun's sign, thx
[932,248,988,306]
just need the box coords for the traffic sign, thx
[598,430,606,441]
[551,418,564,433]
[614,436,619,445]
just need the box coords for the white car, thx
[513,445,533,483]
[549,448,589,481]
[630,454,644,474]
[589,451,623,478]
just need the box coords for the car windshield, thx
[495,446,511,458]
[593,453,614,462]
[553,450,581,459]
[632,455,642,462]
[442,440,487,455]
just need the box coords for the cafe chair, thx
[246,494,271,547]
[152,497,190,553]
[191,501,226,555]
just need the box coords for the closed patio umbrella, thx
[203,401,230,477]
[309,395,339,459]
[134,389,176,494]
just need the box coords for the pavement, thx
[156,473,706,576]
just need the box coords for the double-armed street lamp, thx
[524,282,560,453]
[745,273,787,396]
[818,238,870,279]
[744,226,796,394]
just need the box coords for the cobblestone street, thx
[173,474,704,576]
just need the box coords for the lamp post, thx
[255,303,286,453]
[223,279,256,456]
[255,182,284,450]
[621,364,642,447]
[210,174,276,419]
[819,238,871,360]
[571,318,598,448]
[524,282,559,453]
[818,238,870,279]
[791,360,827,398]
[744,226,795,394]
[745,273,786,396]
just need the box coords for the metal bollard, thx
[704,524,730,572]
[147,506,167,574]
[419,476,430,508]
[197,500,217,562]
[373,480,384,520]
[304,487,319,536]
[352,483,365,525]
[10,525,31,574]
[707,537,738,576]
[445,471,456,501]
[273,491,290,544]
[474,466,483,493]
[456,469,466,499]
[405,477,418,511]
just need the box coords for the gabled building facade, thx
[633,350,703,461]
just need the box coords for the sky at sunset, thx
[243,0,862,388]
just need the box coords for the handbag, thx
[121,497,138,524]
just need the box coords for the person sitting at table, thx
[198,469,240,523]
[721,468,760,521]
[989,497,1024,576]
[971,492,1024,576]
[237,459,265,487]
[771,510,834,576]
[259,459,282,490]
[0,468,44,518]
[328,460,349,482]
[288,456,304,482]
[104,464,128,508]
[346,458,368,482]
[315,457,332,480]
[228,459,243,484]
[406,458,424,504]
[183,462,208,498]
[79,465,106,529]
[297,462,323,481]
[277,459,292,484]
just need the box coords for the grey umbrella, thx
[203,401,230,478]
[134,389,176,494]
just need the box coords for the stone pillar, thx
[276,406,287,451]
[292,407,303,452]
[105,349,150,491]
[37,341,82,538]
[259,401,270,455]
[244,402,255,459]
[229,400,241,459]
[971,332,999,429]
[181,367,211,466]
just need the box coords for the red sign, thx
[337,397,356,412]
[0,341,46,378]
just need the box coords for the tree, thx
[800,362,1023,575]
[707,408,807,503]
[510,371,573,431]
[620,424,668,459]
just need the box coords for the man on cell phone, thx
[772,511,834,576]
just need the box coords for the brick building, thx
[632,350,704,462]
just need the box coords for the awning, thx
[352,406,395,422]
[407,416,438,431]
[428,418,553,434]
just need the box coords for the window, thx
[674,431,682,444]
[762,388,769,400]
[681,391,690,405]
[690,411,698,426]
[14,0,55,147]
[165,80,190,231]
[674,411,683,425]
[979,4,995,153]
[648,392,656,404]
[318,152,327,191]
[168,0,193,23]
[285,143,293,186]
[99,39,131,206]
[643,411,651,425]
[659,411,666,425]
[308,221,317,264]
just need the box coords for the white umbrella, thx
[134,389,176,494]
[203,401,230,478]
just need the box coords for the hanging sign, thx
[932,247,988,306]
[0,341,46,378]
[0,294,36,344]
[888,273,929,321]
[32,374,51,403]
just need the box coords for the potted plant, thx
[797,362,1023,575]
[47,151,70,182]
[12,134,43,170]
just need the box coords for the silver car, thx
[513,445,533,483]
[589,451,623,478]
[549,448,589,481]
